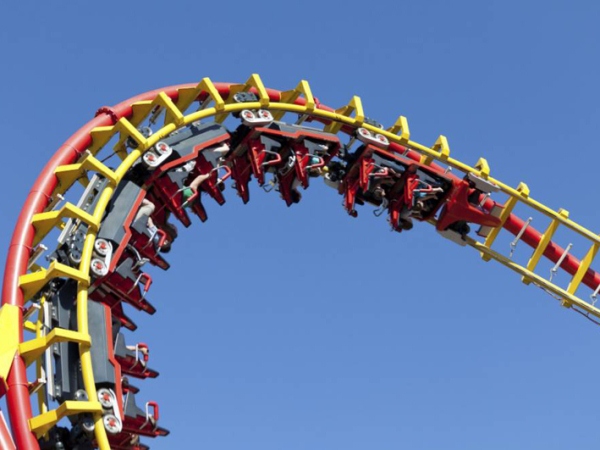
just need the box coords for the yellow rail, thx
[17,74,600,449]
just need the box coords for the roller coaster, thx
[1,74,599,449]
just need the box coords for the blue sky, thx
[1,1,600,449]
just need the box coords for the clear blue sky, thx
[1,1,600,449]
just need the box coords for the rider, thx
[134,199,171,253]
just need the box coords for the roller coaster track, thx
[1,74,600,449]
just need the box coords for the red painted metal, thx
[0,409,15,450]
[502,213,600,289]
[436,180,502,232]
[2,79,600,448]
[0,84,198,449]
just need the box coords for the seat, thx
[122,393,169,438]
[93,257,157,315]
[114,333,159,380]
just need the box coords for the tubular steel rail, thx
[1,74,600,449]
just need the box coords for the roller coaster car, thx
[97,180,170,271]
[88,286,138,331]
[226,121,341,205]
[144,122,232,225]
[108,435,150,450]
[339,143,452,226]
[122,377,141,395]
[121,394,170,438]
[114,333,159,379]
[89,255,157,319]
[336,128,394,217]
[226,123,279,203]
[435,172,502,245]
[51,296,169,448]
[268,123,341,207]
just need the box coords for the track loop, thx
[3,74,600,450]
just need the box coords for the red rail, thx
[2,81,598,449]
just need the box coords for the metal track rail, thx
[1,74,599,449]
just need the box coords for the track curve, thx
[2,74,600,449]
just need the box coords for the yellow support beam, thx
[29,401,103,438]
[88,125,116,155]
[421,135,450,165]
[475,157,490,178]
[522,209,569,284]
[130,100,154,126]
[324,95,364,134]
[176,77,225,115]
[24,320,36,333]
[155,91,185,127]
[0,305,20,392]
[272,80,315,120]
[473,240,600,320]
[235,73,270,107]
[35,297,49,422]
[481,182,530,261]
[567,241,600,295]
[215,74,270,124]
[395,128,599,246]
[116,117,147,149]
[106,117,150,161]
[113,92,184,152]
[54,152,117,196]
[19,327,91,367]
[31,202,99,247]
[386,115,410,144]
[19,261,89,302]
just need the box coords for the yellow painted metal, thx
[236,73,270,107]
[20,77,600,450]
[29,401,103,438]
[116,117,148,150]
[567,242,600,295]
[475,157,490,178]
[31,202,99,247]
[421,135,450,165]
[176,77,225,116]
[19,261,89,302]
[34,297,49,428]
[130,100,154,127]
[324,96,364,134]
[88,125,116,155]
[23,320,36,333]
[67,120,165,450]
[0,305,20,392]
[54,152,118,196]
[272,80,315,120]
[89,118,148,161]
[386,115,410,144]
[400,131,600,244]
[114,93,184,152]
[19,327,90,367]
[78,176,89,188]
[38,85,600,316]
[473,239,600,320]
[522,208,569,284]
[155,91,185,127]
[481,182,530,261]
[215,74,270,124]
